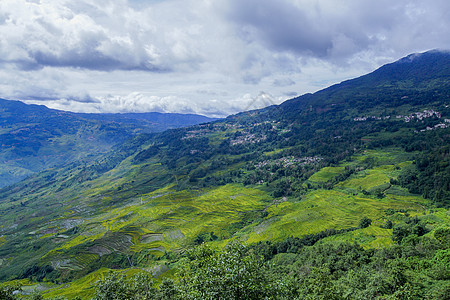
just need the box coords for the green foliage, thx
[384,220,393,229]
[20,264,57,282]
[359,217,372,229]
[392,217,428,243]
[434,227,450,247]
[429,249,450,280]
[177,243,275,300]
[156,278,177,300]
[29,290,44,300]
[250,227,359,260]
[0,282,21,300]
[92,271,155,300]
[398,146,450,208]
[193,232,218,245]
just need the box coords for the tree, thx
[434,227,450,248]
[156,278,177,300]
[93,271,155,300]
[429,249,450,280]
[0,283,21,300]
[359,216,372,229]
[393,223,410,243]
[297,267,340,300]
[384,220,393,229]
[178,243,275,300]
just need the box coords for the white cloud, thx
[0,0,449,117]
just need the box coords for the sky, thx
[0,0,449,117]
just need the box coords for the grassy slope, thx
[0,99,217,188]
[21,148,435,298]
[1,118,448,298]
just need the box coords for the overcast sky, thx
[0,0,449,117]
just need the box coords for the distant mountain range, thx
[0,99,217,187]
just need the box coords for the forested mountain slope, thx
[0,99,216,188]
[0,50,448,299]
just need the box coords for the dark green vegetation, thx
[0,99,217,188]
[0,50,449,298]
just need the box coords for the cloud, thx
[226,0,333,57]
[273,78,296,87]
[21,90,286,118]
[0,0,207,72]
[223,0,450,63]
[0,0,449,117]
[2,0,449,73]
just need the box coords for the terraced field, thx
[308,166,346,183]
[245,188,426,244]
[6,146,431,298]
[34,184,271,273]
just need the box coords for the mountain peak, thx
[279,49,450,114]
[367,49,450,83]
[398,49,450,62]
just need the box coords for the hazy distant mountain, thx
[0,99,218,187]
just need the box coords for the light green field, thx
[308,166,345,183]
[41,184,270,269]
[337,166,393,191]
[318,225,394,249]
[263,148,286,156]
[46,149,425,264]
[349,149,413,165]
[42,268,117,299]
[243,188,426,244]
[1,147,439,299]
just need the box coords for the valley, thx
[0,99,216,188]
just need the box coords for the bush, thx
[359,217,372,229]
[93,271,155,300]
[178,243,277,300]
[0,283,21,300]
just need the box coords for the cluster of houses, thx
[181,128,212,140]
[353,116,391,121]
[395,109,441,122]
[353,108,450,133]
[354,109,445,124]
[255,156,322,169]
[230,132,267,145]
[181,119,294,147]
[414,119,450,133]
[182,123,247,140]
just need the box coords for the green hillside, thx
[0,51,449,299]
[0,99,216,188]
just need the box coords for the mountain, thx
[281,50,450,113]
[0,50,449,298]
[0,99,217,188]
[77,112,216,130]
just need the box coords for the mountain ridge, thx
[0,98,218,188]
[280,50,450,112]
